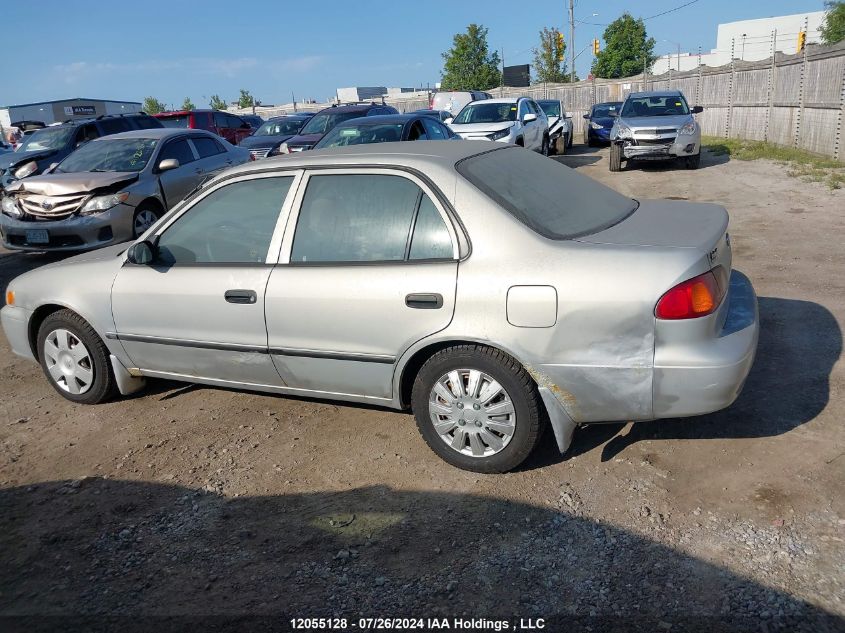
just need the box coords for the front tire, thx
[554,135,567,156]
[685,151,701,169]
[609,143,623,172]
[37,309,117,404]
[132,204,161,239]
[540,134,550,156]
[411,345,544,473]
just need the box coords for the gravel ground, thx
[0,144,843,632]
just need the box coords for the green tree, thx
[533,27,568,83]
[181,97,195,111]
[209,94,228,110]
[142,96,166,114]
[591,13,656,79]
[820,1,845,45]
[441,24,501,90]
[238,89,255,108]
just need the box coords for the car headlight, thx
[80,192,130,215]
[1,195,22,218]
[678,121,697,135]
[614,123,633,139]
[13,161,38,179]
[487,126,512,141]
[590,121,603,130]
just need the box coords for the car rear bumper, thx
[652,270,759,418]
[0,204,135,252]
[1,304,34,360]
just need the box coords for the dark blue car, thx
[583,101,622,146]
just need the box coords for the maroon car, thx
[153,110,252,145]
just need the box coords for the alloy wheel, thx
[134,209,159,237]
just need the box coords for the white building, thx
[652,10,826,74]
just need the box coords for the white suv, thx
[447,97,550,154]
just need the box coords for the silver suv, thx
[609,90,703,171]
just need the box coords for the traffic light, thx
[593,38,601,55]
[797,30,806,52]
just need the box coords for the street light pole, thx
[569,0,575,83]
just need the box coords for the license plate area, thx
[25,229,49,244]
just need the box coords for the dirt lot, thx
[0,145,843,631]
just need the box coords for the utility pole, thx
[501,48,505,89]
[569,0,575,83]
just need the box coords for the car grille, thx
[17,193,89,219]
[249,148,271,159]
[638,128,677,135]
[635,137,676,146]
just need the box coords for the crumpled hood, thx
[239,134,294,149]
[0,149,57,171]
[450,121,513,135]
[7,171,139,196]
[617,114,693,131]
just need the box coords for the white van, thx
[431,91,492,117]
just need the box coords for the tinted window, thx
[158,139,195,165]
[157,177,293,265]
[76,125,99,145]
[255,119,305,136]
[408,121,427,141]
[457,147,637,240]
[409,196,452,260]
[422,118,447,140]
[157,115,190,128]
[227,114,246,129]
[299,111,367,135]
[291,174,420,263]
[192,136,225,158]
[213,112,228,128]
[98,118,130,135]
[315,123,404,148]
[132,116,162,130]
[192,112,212,130]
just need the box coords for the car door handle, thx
[224,289,257,304]
[405,293,443,309]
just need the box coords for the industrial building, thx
[652,10,826,74]
[0,97,142,128]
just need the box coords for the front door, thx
[265,170,460,401]
[111,174,297,386]
[156,136,201,207]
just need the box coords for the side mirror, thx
[523,113,538,124]
[691,105,704,114]
[158,158,180,172]
[583,113,590,119]
[444,117,453,125]
[126,240,157,265]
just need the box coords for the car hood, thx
[284,133,323,147]
[6,171,139,196]
[0,149,57,170]
[239,134,294,148]
[618,114,693,130]
[449,122,513,134]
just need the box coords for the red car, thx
[153,109,252,145]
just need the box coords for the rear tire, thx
[37,309,118,404]
[609,143,623,172]
[411,345,544,473]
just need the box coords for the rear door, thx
[189,135,235,177]
[264,169,460,401]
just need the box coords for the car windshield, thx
[157,115,190,128]
[16,126,74,152]
[56,138,158,173]
[255,119,306,137]
[453,102,517,124]
[621,96,689,117]
[299,111,364,136]
[593,103,621,118]
[457,147,637,240]
[316,123,405,148]
[538,101,561,117]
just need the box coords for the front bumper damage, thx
[0,203,136,251]
[620,134,699,160]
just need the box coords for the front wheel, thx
[133,204,161,238]
[609,143,623,172]
[37,309,118,404]
[411,345,544,473]
[685,152,701,169]
[554,135,567,156]
[540,135,550,156]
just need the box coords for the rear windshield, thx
[157,115,190,128]
[456,147,637,240]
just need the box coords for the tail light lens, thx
[655,267,728,320]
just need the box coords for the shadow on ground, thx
[0,479,841,632]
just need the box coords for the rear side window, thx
[192,136,225,158]
[131,116,162,130]
[158,139,195,165]
[191,112,211,130]
[457,147,637,240]
[213,112,228,128]
[98,118,131,135]
[409,196,452,260]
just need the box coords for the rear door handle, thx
[405,293,443,309]
[224,289,257,304]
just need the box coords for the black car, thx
[0,113,162,190]
[278,102,399,153]
[238,114,313,159]
[240,114,265,131]
[313,114,456,149]
[412,109,454,123]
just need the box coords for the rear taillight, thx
[655,267,727,320]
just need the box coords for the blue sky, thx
[0,0,825,108]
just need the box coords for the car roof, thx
[87,128,216,140]
[315,103,386,114]
[335,114,422,125]
[626,90,683,99]
[268,114,313,121]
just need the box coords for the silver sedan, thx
[0,142,759,472]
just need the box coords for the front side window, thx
[158,139,195,166]
[422,118,447,140]
[156,177,293,265]
[291,174,453,263]
[315,123,404,148]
